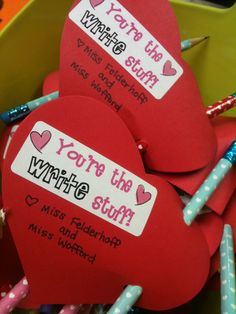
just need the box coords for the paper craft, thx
[2,95,210,310]
[60,0,216,173]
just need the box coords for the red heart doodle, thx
[30,130,51,152]
[59,0,216,173]
[136,184,152,205]
[162,60,177,76]
[89,0,104,9]
[2,96,210,310]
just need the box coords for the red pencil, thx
[206,92,236,119]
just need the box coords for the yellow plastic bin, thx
[0,0,236,313]
[171,0,236,113]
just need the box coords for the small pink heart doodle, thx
[162,60,177,76]
[30,130,51,152]
[89,0,105,9]
[136,184,152,205]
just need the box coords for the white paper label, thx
[69,0,183,99]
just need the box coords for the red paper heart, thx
[2,96,210,310]
[43,71,59,96]
[0,124,20,170]
[59,0,216,173]
[196,212,223,256]
[156,117,236,215]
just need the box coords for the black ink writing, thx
[28,223,54,240]
[59,226,78,240]
[80,10,126,55]
[104,63,148,104]
[41,205,66,221]
[71,217,121,248]
[90,80,122,112]
[57,237,96,264]
[27,156,90,201]
[70,61,89,79]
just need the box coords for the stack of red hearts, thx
[1,0,236,312]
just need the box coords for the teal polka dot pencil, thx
[183,141,236,226]
[220,225,236,314]
[107,285,143,314]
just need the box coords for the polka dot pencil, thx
[183,141,236,226]
[0,91,59,124]
[206,92,236,119]
[107,285,143,314]
[0,277,29,314]
[59,304,81,314]
[220,225,236,314]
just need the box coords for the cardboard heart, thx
[59,0,216,173]
[43,71,59,96]
[156,117,236,215]
[2,96,210,310]
[196,212,223,256]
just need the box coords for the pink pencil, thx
[0,277,29,313]
[59,304,92,314]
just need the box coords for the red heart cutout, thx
[196,212,223,256]
[2,96,210,311]
[0,194,40,310]
[0,124,20,170]
[156,117,236,215]
[59,0,216,173]
[209,250,220,280]
[43,71,59,96]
